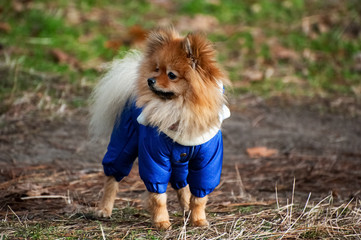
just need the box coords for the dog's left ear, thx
[183,33,217,69]
[183,33,225,81]
[184,35,197,69]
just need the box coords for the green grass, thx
[0,0,360,109]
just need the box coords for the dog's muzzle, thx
[147,78,175,100]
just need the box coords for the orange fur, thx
[190,195,209,227]
[176,185,191,211]
[148,193,171,230]
[97,176,118,218]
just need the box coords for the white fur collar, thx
[137,104,230,146]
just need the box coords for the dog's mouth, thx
[149,86,175,100]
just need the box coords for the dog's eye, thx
[168,72,177,80]
[155,67,159,72]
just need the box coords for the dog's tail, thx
[89,50,142,139]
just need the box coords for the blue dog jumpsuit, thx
[102,99,227,198]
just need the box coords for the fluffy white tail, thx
[89,51,143,139]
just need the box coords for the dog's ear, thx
[183,33,225,81]
[184,35,197,69]
[146,27,179,57]
[183,33,217,69]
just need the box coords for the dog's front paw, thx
[191,219,209,227]
[154,220,172,230]
[95,207,112,218]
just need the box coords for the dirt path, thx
[1,97,360,218]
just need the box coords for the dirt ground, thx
[1,96,361,222]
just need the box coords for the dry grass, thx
[0,164,360,239]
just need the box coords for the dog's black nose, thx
[147,78,156,86]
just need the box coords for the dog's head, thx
[136,27,229,137]
[137,27,227,101]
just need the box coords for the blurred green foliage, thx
[0,0,360,105]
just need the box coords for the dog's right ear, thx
[146,27,179,57]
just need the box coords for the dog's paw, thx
[154,221,172,230]
[95,208,112,218]
[192,219,209,227]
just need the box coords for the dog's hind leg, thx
[148,192,171,230]
[176,185,191,211]
[96,176,118,218]
[190,195,209,227]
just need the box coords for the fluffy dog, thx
[90,28,230,230]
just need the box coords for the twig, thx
[234,163,248,199]
[7,206,23,226]
[252,114,265,127]
[280,192,312,239]
[305,194,332,218]
[21,195,71,203]
[100,223,106,240]
[3,209,8,222]
[275,182,280,210]
[208,232,227,240]
[215,201,274,207]
[67,190,72,204]
[178,210,191,240]
[336,198,354,221]
[120,229,130,240]
[290,177,296,223]
[233,228,245,239]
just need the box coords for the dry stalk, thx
[234,163,252,200]
[275,182,280,210]
[100,223,106,240]
[7,206,24,227]
[177,210,191,240]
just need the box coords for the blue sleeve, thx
[102,100,141,181]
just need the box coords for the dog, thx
[89,27,230,230]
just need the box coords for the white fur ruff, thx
[89,51,142,139]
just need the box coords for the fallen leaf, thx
[302,15,332,39]
[282,76,304,84]
[50,49,81,70]
[12,0,25,12]
[353,52,361,72]
[176,14,219,32]
[247,147,278,158]
[271,44,299,61]
[147,0,175,10]
[65,5,82,25]
[82,57,105,72]
[0,22,11,33]
[351,85,361,95]
[242,69,264,82]
[128,25,148,44]
[104,39,123,51]
[264,67,275,79]
[303,48,316,62]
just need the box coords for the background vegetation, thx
[1,0,360,113]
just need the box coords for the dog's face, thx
[140,39,190,100]
[137,29,193,102]
[137,28,226,103]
